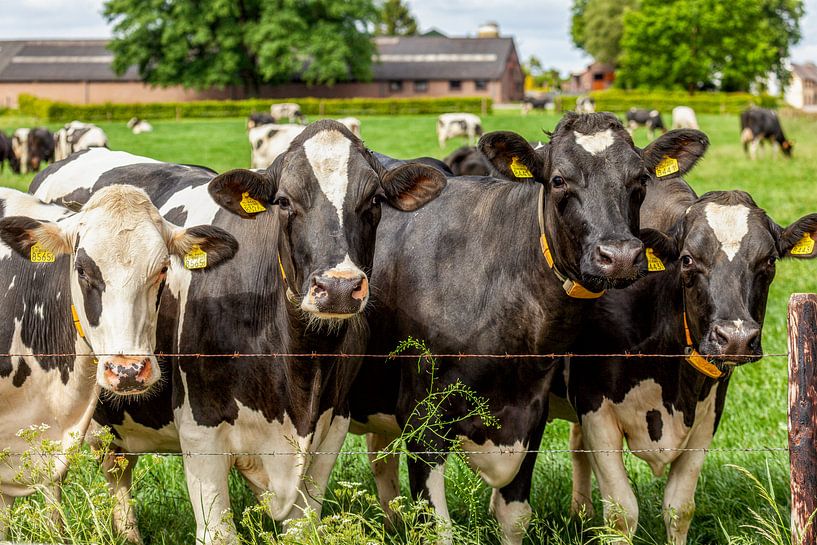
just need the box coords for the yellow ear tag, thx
[30,242,55,263]
[655,156,679,178]
[184,245,208,270]
[510,156,533,179]
[645,248,665,272]
[791,232,815,256]
[240,192,266,214]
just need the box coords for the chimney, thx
[477,22,499,38]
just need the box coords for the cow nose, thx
[102,356,155,393]
[307,273,369,316]
[592,239,645,278]
[710,322,761,359]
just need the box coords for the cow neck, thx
[537,184,606,299]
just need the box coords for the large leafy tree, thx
[103,0,378,94]
[570,0,639,65]
[375,0,418,36]
[616,0,804,91]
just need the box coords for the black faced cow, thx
[740,107,793,159]
[0,185,236,536]
[559,185,817,545]
[0,131,18,173]
[25,127,55,173]
[30,120,446,544]
[443,146,493,176]
[350,112,709,545]
[626,108,667,140]
[247,112,276,129]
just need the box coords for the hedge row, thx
[587,89,780,114]
[18,94,492,122]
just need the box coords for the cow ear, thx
[640,228,679,266]
[208,169,275,219]
[479,131,545,183]
[380,163,446,212]
[165,224,239,272]
[643,129,709,178]
[779,213,817,259]
[0,216,72,258]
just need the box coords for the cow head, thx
[0,186,238,395]
[479,112,708,293]
[781,139,794,157]
[645,191,817,365]
[209,119,446,321]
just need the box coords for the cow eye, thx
[274,196,291,210]
[76,265,87,280]
[640,173,651,186]
[372,194,385,205]
[767,256,777,267]
[161,266,168,274]
[681,255,695,268]
[551,176,566,188]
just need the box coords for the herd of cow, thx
[0,105,811,545]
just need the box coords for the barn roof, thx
[0,36,518,83]
[791,62,817,83]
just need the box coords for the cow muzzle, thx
[302,269,369,319]
[98,355,159,394]
[583,238,646,290]
[699,319,762,364]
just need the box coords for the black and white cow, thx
[54,121,109,162]
[0,131,18,173]
[626,108,667,140]
[576,96,596,113]
[247,112,276,129]
[437,113,483,148]
[0,185,237,536]
[127,117,153,134]
[443,146,493,176]
[26,127,56,173]
[740,107,793,159]
[559,182,817,545]
[270,102,306,124]
[248,123,305,168]
[30,120,446,544]
[350,113,709,545]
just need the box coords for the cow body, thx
[0,131,18,173]
[352,114,709,545]
[127,118,153,134]
[269,102,305,124]
[626,108,666,139]
[54,122,109,161]
[740,107,792,159]
[11,129,30,174]
[31,122,446,544]
[335,116,361,137]
[560,181,817,545]
[672,106,699,129]
[522,95,555,115]
[247,112,276,129]
[437,113,483,148]
[576,96,596,113]
[248,123,305,168]
[443,146,492,176]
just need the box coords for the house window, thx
[389,80,403,92]
[593,72,604,81]
[475,79,488,90]
[414,80,428,92]
[449,80,462,91]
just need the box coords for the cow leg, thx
[183,454,237,545]
[102,452,143,545]
[750,138,760,160]
[0,493,14,539]
[489,454,535,545]
[44,483,64,536]
[662,448,706,545]
[366,432,401,526]
[582,414,638,540]
[409,457,452,545]
[569,423,594,518]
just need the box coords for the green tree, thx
[616,0,804,92]
[103,0,378,94]
[570,0,639,65]
[375,0,418,36]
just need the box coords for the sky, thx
[0,0,815,75]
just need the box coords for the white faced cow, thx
[54,121,109,161]
[0,185,236,537]
[248,123,305,168]
[437,112,483,148]
[30,120,446,545]
[672,106,699,129]
[11,128,30,174]
[270,102,306,124]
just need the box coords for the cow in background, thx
[27,128,55,172]
[54,121,108,161]
[270,102,306,124]
[672,106,699,129]
[740,107,793,159]
[247,112,276,129]
[443,145,492,176]
[627,108,667,140]
[522,94,555,114]
[576,96,596,113]
[11,129,30,174]
[248,123,305,168]
[127,117,153,134]
[336,116,361,137]
[437,112,483,148]
[0,131,18,173]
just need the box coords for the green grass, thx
[1,110,816,544]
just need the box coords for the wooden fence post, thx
[788,292,817,545]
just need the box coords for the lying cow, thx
[576,96,596,113]
[437,112,483,148]
[442,145,492,176]
[351,114,709,545]
[31,121,446,544]
[740,107,792,159]
[626,108,666,140]
[561,183,817,545]
[0,131,18,173]
[248,122,305,168]
[672,106,699,129]
[247,112,276,129]
[127,117,153,134]
[0,185,237,536]
[54,121,109,161]
[336,116,361,137]
[521,95,555,115]
[270,102,306,124]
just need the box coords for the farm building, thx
[785,62,817,111]
[566,61,615,93]
[0,28,524,107]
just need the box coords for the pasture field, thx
[0,111,816,544]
